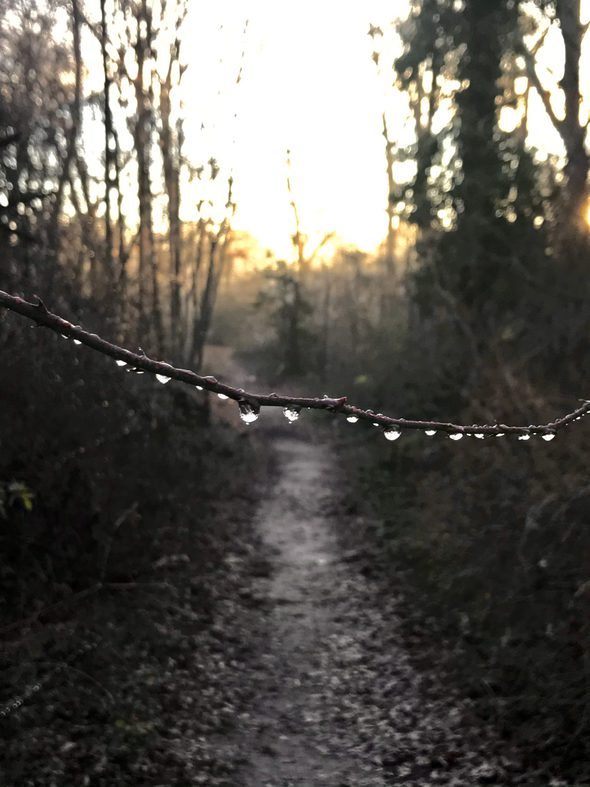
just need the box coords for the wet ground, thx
[3,428,556,786]
[224,435,522,787]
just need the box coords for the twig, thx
[0,288,587,438]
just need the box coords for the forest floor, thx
[0,355,577,786]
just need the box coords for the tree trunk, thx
[100,0,114,293]
[556,0,588,232]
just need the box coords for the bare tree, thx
[100,0,115,290]
[156,2,187,355]
[520,1,589,233]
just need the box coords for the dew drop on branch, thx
[196,385,203,391]
[115,360,127,367]
[346,416,359,423]
[73,339,81,345]
[156,374,171,384]
[518,434,531,441]
[449,433,463,441]
[474,433,484,439]
[238,403,259,424]
[384,428,401,441]
[542,433,555,441]
[218,393,229,400]
[283,407,300,423]
[495,433,505,438]
[424,429,436,436]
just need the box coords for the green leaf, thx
[7,481,35,513]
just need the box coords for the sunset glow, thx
[178,1,407,259]
[76,1,589,259]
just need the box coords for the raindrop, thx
[116,360,127,367]
[239,403,259,424]
[61,334,69,339]
[424,429,437,436]
[496,433,505,438]
[156,374,171,384]
[283,407,300,423]
[218,393,229,400]
[73,339,81,345]
[372,422,380,427]
[518,434,531,441]
[346,416,359,424]
[542,433,555,441]
[134,370,144,375]
[384,427,401,441]
[474,433,484,439]
[196,385,203,391]
[449,433,463,441]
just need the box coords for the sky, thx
[178,0,590,258]
[178,1,407,260]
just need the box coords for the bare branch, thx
[518,24,564,135]
[0,289,586,439]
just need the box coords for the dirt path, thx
[1,423,529,786]
[229,435,520,787]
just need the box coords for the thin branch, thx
[308,231,336,265]
[0,289,586,438]
[518,24,564,136]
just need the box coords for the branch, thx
[518,24,564,136]
[0,288,586,439]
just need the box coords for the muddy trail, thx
[222,434,523,787]
[3,426,543,786]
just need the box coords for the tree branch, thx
[0,289,586,439]
[518,24,564,136]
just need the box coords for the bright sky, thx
[75,1,588,259]
[179,1,407,259]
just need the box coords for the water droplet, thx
[542,433,555,441]
[238,403,259,424]
[518,434,530,441]
[156,374,171,384]
[218,393,229,400]
[449,433,463,441]
[495,433,505,438]
[424,429,437,436]
[384,428,401,441]
[372,422,380,427]
[134,369,144,374]
[73,339,81,345]
[474,433,484,439]
[283,407,300,423]
[196,385,203,391]
[61,334,69,339]
[346,416,359,424]
[116,360,127,367]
